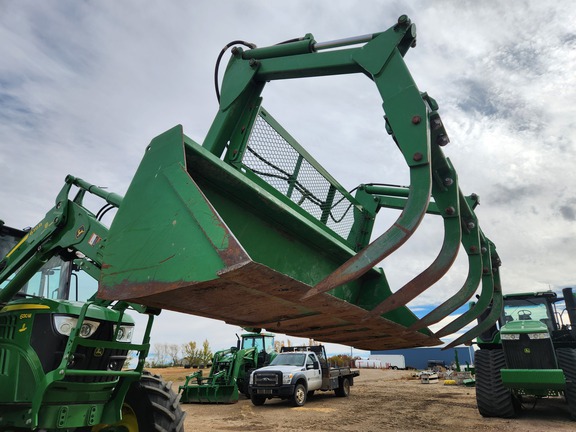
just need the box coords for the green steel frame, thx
[99,16,501,349]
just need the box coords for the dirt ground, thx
[152,367,575,432]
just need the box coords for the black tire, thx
[556,347,576,420]
[292,382,307,407]
[89,371,185,431]
[335,377,351,397]
[240,368,255,397]
[251,395,266,406]
[475,349,518,418]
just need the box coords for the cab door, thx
[306,353,322,390]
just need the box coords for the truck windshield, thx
[269,353,306,366]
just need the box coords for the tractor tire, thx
[475,349,518,418]
[335,377,351,397]
[250,395,266,406]
[292,382,307,407]
[556,347,576,420]
[240,368,255,397]
[88,371,186,431]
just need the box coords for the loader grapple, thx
[97,16,502,350]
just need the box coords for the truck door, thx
[306,353,322,389]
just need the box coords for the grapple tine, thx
[435,238,500,338]
[301,162,431,300]
[365,152,461,318]
[302,48,439,300]
[443,280,503,349]
[408,193,483,331]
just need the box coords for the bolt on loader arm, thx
[98,15,501,349]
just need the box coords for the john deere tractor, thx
[475,288,576,419]
[179,330,276,403]
[0,181,185,431]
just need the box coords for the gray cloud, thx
[559,205,576,221]
[1,1,575,348]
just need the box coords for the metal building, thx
[370,346,474,370]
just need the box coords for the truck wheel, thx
[292,383,307,407]
[90,371,185,431]
[251,395,266,406]
[556,347,576,420]
[335,377,350,397]
[475,349,518,418]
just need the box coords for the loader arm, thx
[99,16,501,349]
[0,177,171,429]
[0,175,120,304]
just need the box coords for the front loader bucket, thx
[99,124,439,350]
[99,18,501,348]
[179,383,238,404]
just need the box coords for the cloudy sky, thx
[1,1,575,357]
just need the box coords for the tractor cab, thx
[501,292,558,333]
[0,221,97,303]
[240,331,276,365]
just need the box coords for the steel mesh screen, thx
[241,112,356,241]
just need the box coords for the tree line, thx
[147,336,356,368]
[147,339,212,368]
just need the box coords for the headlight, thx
[501,333,520,340]
[283,373,293,385]
[54,315,100,338]
[527,332,550,339]
[113,324,134,342]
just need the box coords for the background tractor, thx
[179,331,276,403]
[475,288,576,419]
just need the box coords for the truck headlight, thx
[54,315,100,338]
[501,333,520,340]
[113,324,134,342]
[527,332,550,339]
[283,373,293,385]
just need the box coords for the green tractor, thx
[474,288,576,419]
[0,181,185,431]
[1,15,506,429]
[179,331,276,403]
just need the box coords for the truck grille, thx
[503,334,556,369]
[254,371,282,386]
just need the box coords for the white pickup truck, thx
[248,346,360,406]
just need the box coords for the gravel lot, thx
[153,367,575,431]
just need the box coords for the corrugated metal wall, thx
[370,347,474,370]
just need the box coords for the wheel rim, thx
[92,404,139,432]
[343,379,350,395]
[295,386,306,405]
